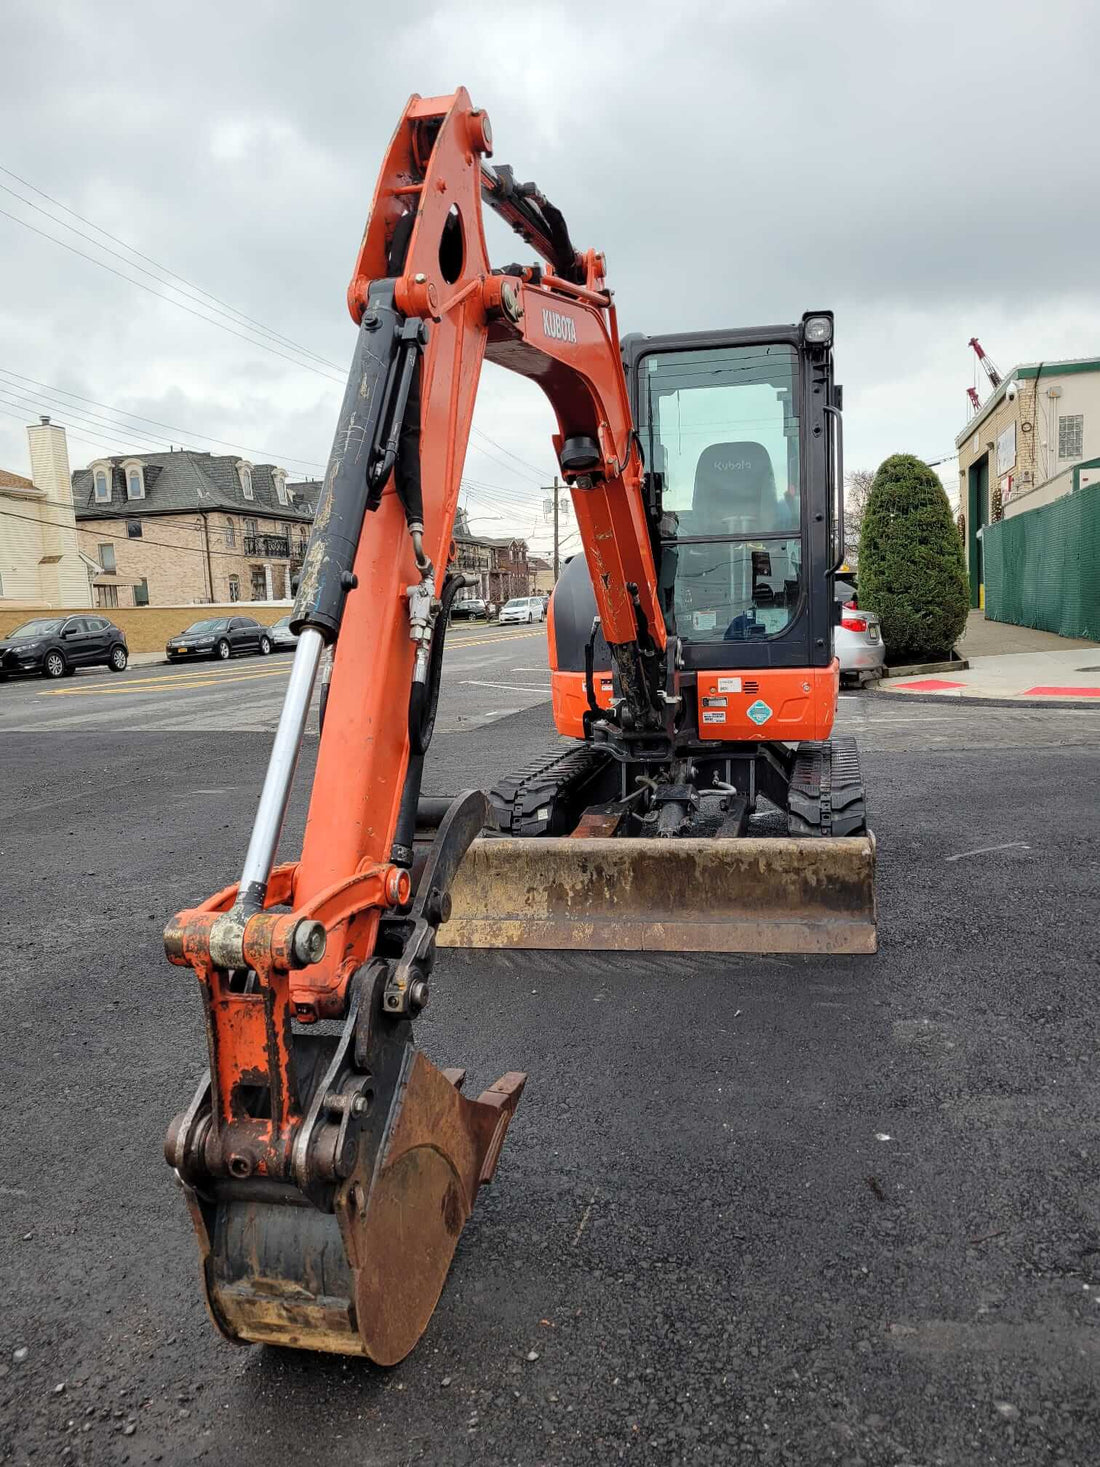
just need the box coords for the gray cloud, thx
[3,0,1099,540]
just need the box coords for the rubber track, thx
[787,736,867,838]
[489,743,615,837]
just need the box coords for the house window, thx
[134,577,149,607]
[239,463,254,500]
[127,519,142,538]
[225,517,236,548]
[97,585,119,608]
[274,469,288,506]
[1058,414,1084,460]
[250,566,266,600]
[128,470,143,499]
[228,574,241,602]
[94,469,110,502]
[98,543,117,573]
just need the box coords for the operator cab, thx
[632,314,840,671]
[549,313,843,740]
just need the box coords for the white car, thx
[498,596,544,625]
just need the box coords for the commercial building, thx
[72,449,317,608]
[956,356,1100,609]
[0,417,97,607]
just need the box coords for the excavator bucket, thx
[438,834,877,955]
[168,963,526,1364]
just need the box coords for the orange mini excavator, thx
[165,88,875,1363]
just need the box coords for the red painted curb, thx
[1022,686,1100,698]
[890,678,967,692]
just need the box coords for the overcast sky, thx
[4,0,1100,554]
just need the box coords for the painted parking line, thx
[40,666,293,697]
[461,679,550,693]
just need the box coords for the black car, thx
[450,597,487,621]
[165,616,272,662]
[0,614,129,680]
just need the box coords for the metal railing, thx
[244,534,290,558]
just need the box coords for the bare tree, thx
[844,469,875,564]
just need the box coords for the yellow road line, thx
[447,631,544,649]
[40,666,292,697]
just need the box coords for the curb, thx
[862,687,1100,711]
[881,658,969,679]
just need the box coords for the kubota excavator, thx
[165,88,875,1364]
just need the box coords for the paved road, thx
[0,622,550,735]
[2,692,1100,1466]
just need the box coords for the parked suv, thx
[0,615,129,680]
[498,596,544,625]
[166,616,272,662]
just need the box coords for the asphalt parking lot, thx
[2,652,1100,1466]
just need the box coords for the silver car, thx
[268,614,299,652]
[834,577,885,681]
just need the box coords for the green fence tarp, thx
[983,481,1100,640]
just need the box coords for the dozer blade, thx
[438,834,877,955]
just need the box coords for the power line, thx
[0,498,309,564]
[0,177,343,372]
[0,205,346,385]
[0,368,327,470]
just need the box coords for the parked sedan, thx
[450,597,487,621]
[166,615,272,662]
[268,614,299,651]
[498,596,544,626]
[0,614,129,680]
[834,577,885,681]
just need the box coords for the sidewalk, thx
[875,611,1100,705]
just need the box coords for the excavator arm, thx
[164,89,668,1362]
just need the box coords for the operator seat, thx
[690,441,778,534]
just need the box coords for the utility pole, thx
[552,476,560,583]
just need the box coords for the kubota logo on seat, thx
[541,308,577,344]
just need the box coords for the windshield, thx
[183,619,226,635]
[641,343,802,642]
[7,619,63,640]
[503,599,527,610]
[271,615,292,629]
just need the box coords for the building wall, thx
[958,366,1100,525]
[77,511,307,608]
[0,489,48,602]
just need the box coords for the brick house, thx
[485,536,533,603]
[72,450,317,608]
[449,506,533,604]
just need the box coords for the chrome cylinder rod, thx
[236,626,325,909]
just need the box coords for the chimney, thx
[26,418,88,606]
[27,416,73,506]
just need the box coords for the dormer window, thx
[93,466,111,503]
[238,462,254,500]
[273,468,288,506]
[121,458,145,501]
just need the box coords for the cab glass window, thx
[641,344,802,643]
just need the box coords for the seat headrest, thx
[692,442,776,528]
